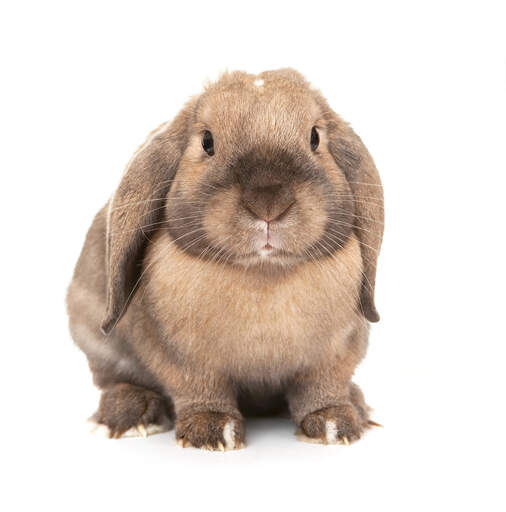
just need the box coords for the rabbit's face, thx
[100,69,383,334]
[165,75,354,267]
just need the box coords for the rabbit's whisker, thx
[326,219,380,237]
[321,231,376,293]
[104,226,209,334]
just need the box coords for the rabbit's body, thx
[69,206,368,399]
[68,69,383,449]
[143,228,367,382]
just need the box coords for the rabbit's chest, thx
[145,233,363,378]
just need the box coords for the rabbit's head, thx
[101,69,383,334]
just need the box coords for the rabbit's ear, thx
[326,116,384,322]
[101,102,194,335]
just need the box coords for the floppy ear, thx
[101,101,195,335]
[326,114,384,322]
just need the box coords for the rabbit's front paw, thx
[299,403,365,445]
[175,411,244,451]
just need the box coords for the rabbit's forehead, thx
[197,88,321,134]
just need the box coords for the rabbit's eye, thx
[202,130,214,156]
[310,127,319,151]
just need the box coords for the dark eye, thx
[310,126,319,151]
[202,130,214,156]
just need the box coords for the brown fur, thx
[67,69,384,449]
[176,411,244,450]
[92,383,171,438]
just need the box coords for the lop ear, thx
[326,114,384,322]
[101,101,195,335]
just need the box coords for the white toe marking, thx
[253,78,264,87]
[120,423,170,438]
[223,421,236,450]
[121,426,140,438]
[87,421,111,438]
[87,420,98,433]
[146,423,171,435]
[87,421,169,439]
[325,420,338,444]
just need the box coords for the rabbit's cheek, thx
[202,186,242,241]
[291,185,329,246]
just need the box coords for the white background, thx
[1,1,505,510]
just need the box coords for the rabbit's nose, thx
[242,184,295,222]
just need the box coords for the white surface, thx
[1,1,505,511]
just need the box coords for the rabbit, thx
[67,68,384,450]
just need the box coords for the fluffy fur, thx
[67,69,384,449]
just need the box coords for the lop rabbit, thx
[67,69,384,450]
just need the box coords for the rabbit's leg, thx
[287,365,372,445]
[89,382,172,439]
[72,322,172,438]
[348,381,373,425]
[169,372,244,451]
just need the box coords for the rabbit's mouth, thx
[232,237,304,266]
[234,217,303,264]
[233,249,302,267]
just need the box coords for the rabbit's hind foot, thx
[88,383,172,439]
